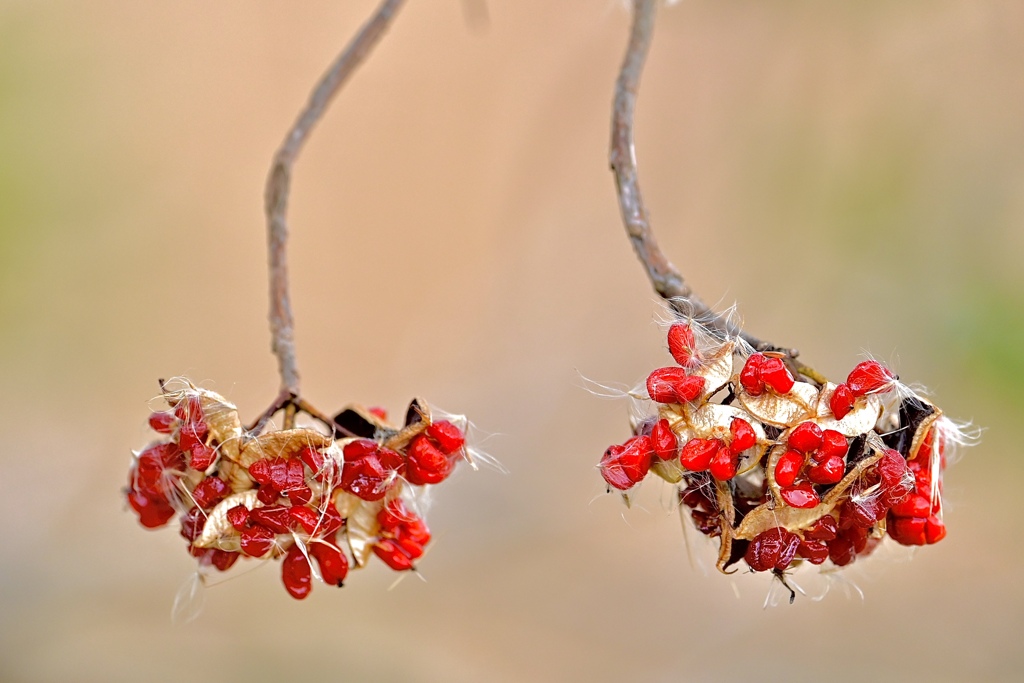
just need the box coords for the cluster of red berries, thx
[126,380,469,600]
[599,317,963,586]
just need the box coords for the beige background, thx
[2,1,1023,681]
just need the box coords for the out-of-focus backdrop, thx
[2,1,1022,680]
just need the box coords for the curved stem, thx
[266,0,408,394]
[611,0,812,375]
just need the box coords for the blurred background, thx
[2,0,1022,680]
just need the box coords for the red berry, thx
[925,516,946,544]
[250,506,292,534]
[846,497,886,528]
[807,455,845,485]
[847,360,894,396]
[774,450,804,488]
[299,446,324,475]
[426,421,465,456]
[373,539,414,571]
[178,421,209,453]
[729,418,757,454]
[227,504,250,531]
[888,516,927,546]
[148,411,177,434]
[679,438,719,472]
[828,535,856,566]
[127,489,175,528]
[368,406,388,420]
[709,444,738,481]
[817,430,849,462]
[173,395,203,422]
[281,544,312,599]
[890,494,931,519]
[829,384,855,419]
[650,419,679,461]
[667,323,697,366]
[188,441,216,472]
[804,515,838,541]
[798,539,829,565]
[740,354,767,395]
[599,436,653,490]
[286,485,313,506]
[780,484,820,509]
[257,486,279,505]
[760,357,795,394]
[646,367,705,404]
[406,434,454,486]
[745,527,801,572]
[211,549,239,572]
[240,524,275,557]
[341,448,393,501]
[191,476,230,509]
[788,422,823,454]
[310,542,349,587]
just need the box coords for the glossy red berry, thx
[807,455,845,485]
[191,476,230,509]
[847,360,894,396]
[406,434,454,486]
[309,542,349,586]
[774,450,804,488]
[925,516,946,544]
[188,441,216,472]
[226,504,250,531]
[250,506,292,534]
[426,421,465,455]
[760,357,795,394]
[679,438,719,472]
[667,323,697,366]
[646,367,705,404]
[288,505,321,534]
[788,422,823,453]
[781,484,820,509]
[804,515,838,541]
[745,527,801,572]
[211,549,239,572]
[281,543,313,599]
[829,384,855,419]
[818,430,849,462]
[127,489,176,528]
[798,539,829,565]
[650,419,679,461]
[888,516,927,546]
[240,524,275,558]
[890,493,931,518]
[709,444,739,481]
[599,436,653,490]
[373,539,414,571]
[148,411,177,434]
[729,418,756,454]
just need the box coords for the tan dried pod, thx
[334,490,384,568]
[237,428,333,468]
[737,380,818,427]
[692,341,735,399]
[814,383,883,437]
[195,490,260,550]
[161,381,243,461]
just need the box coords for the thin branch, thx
[265,0,408,395]
[610,0,813,374]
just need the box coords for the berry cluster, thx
[126,379,471,600]
[599,314,967,588]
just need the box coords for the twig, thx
[610,0,816,379]
[265,0,408,395]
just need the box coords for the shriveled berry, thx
[191,476,230,509]
[310,542,349,586]
[226,504,250,531]
[646,367,705,404]
[650,419,679,461]
[426,421,465,455]
[148,411,177,434]
[679,438,719,472]
[807,455,845,485]
[406,434,454,486]
[774,450,804,488]
[729,418,756,454]
[599,436,653,490]
[373,539,414,571]
[846,497,886,528]
[847,360,894,396]
[281,543,312,599]
[781,484,820,509]
[667,323,697,366]
[709,445,739,481]
[788,422,823,453]
[240,524,275,557]
[745,527,800,572]
[829,383,855,419]
[760,357,795,394]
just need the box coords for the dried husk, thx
[237,428,333,467]
[195,490,259,550]
[737,380,819,427]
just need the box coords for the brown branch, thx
[610,0,814,376]
[265,0,408,395]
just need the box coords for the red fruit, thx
[709,445,739,481]
[188,441,216,472]
[240,524,275,557]
[310,542,349,586]
[890,494,931,519]
[847,360,894,396]
[646,367,706,404]
[287,485,313,506]
[191,476,230,509]
[211,549,239,572]
[132,449,170,499]
[226,504,250,531]
[178,421,209,454]
[667,323,697,366]
[148,411,177,434]
[341,452,391,501]
[127,489,176,528]
[818,430,849,462]
[650,419,679,461]
[679,438,719,472]
[257,486,279,505]
[760,357,795,394]
[807,455,845,485]
[299,446,324,475]
[788,422,823,454]
[798,539,829,565]
[780,484,820,509]
[599,436,653,490]
[888,516,927,546]
[829,384,855,419]
[179,507,205,542]
[406,434,454,486]
[846,497,886,528]
[740,354,767,395]
[828,535,856,566]
[774,450,804,488]
[281,544,312,599]
[426,421,465,455]
[373,539,414,571]
[288,506,320,534]
[804,515,838,541]
[250,506,292,534]
[729,418,757,454]
[174,395,203,423]
[368,406,388,420]
[925,516,946,544]
[745,527,801,572]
